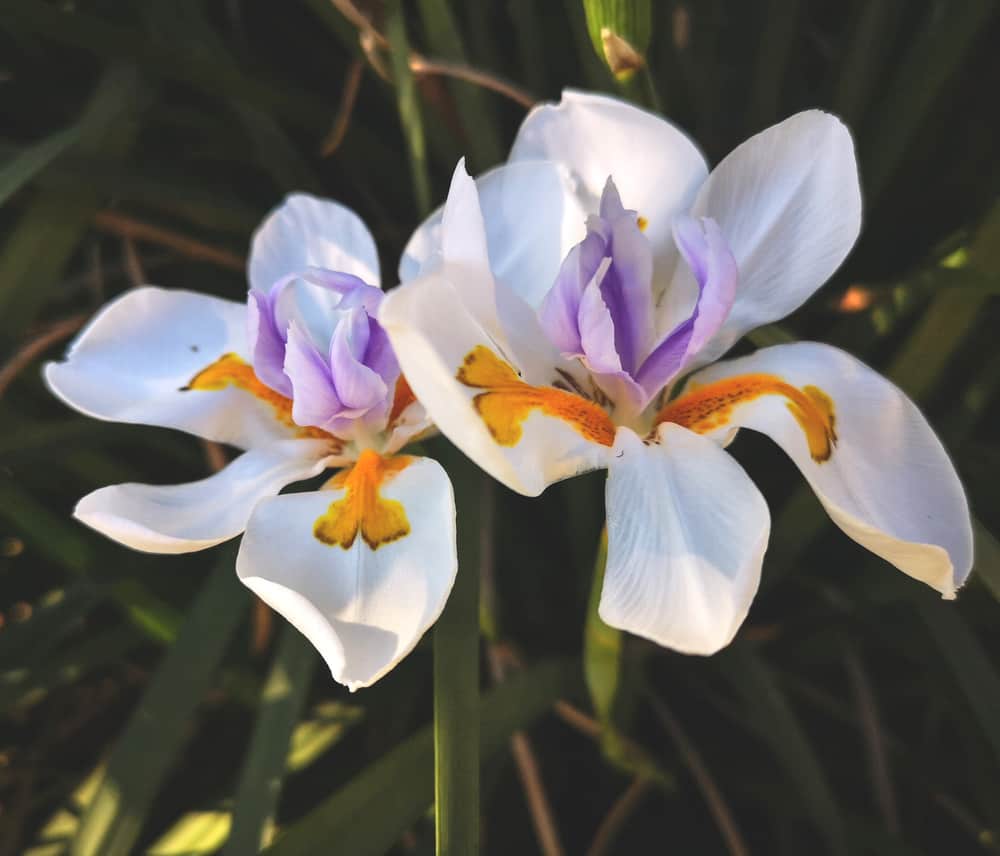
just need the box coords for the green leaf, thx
[973,522,1000,603]
[0,63,149,338]
[584,529,620,727]
[863,0,995,201]
[582,0,652,82]
[0,126,80,207]
[717,645,848,855]
[146,812,231,856]
[263,658,582,856]
[386,0,433,216]
[223,626,318,855]
[0,583,102,670]
[71,550,250,856]
[915,597,1000,764]
[416,0,503,171]
[433,456,483,855]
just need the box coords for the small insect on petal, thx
[657,373,838,463]
[314,450,414,550]
[456,345,616,447]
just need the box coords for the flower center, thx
[313,450,413,549]
[456,345,616,447]
[655,373,838,463]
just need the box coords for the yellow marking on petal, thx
[184,353,336,443]
[456,345,616,447]
[637,215,648,232]
[656,373,838,463]
[314,450,413,550]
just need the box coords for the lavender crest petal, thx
[362,318,401,388]
[247,289,293,397]
[538,229,607,355]
[577,260,621,375]
[635,215,737,397]
[284,321,343,431]
[329,308,389,412]
[599,204,654,373]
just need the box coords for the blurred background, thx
[1,1,999,854]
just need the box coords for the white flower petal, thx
[684,342,973,597]
[45,287,296,449]
[400,160,586,310]
[510,89,708,294]
[379,270,613,497]
[75,439,331,554]
[249,193,380,291]
[236,455,457,691]
[683,111,861,366]
[601,424,770,654]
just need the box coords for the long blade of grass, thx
[70,549,249,856]
[915,597,1000,765]
[417,0,502,170]
[0,126,80,207]
[223,626,317,855]
[718,645,848,855]
[0,63,149,338]
[386,0,432,215]
[433,454,483,855]
[263,657,582,856]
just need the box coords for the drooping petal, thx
[236,454,457,691]
[379,271,615,497]
[677,111,861,367]
[510,91,708,282]
[249,194,380,293]
[75,439,332,554]
[669,343,973,597]
[636,216,737,397]
[400,159,587,311]
[601,424,771,654]
[45,287,298,449]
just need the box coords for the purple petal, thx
[362,318,400,389]
[598,176,628,221]
[247,289,292,397]
[577,260,620,374]
[284,322,343,431]
[598,197,654,374]
[635,216,737,398]
[329,308,389,412]
[538,230,607,355]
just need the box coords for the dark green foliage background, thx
[1,1,998,854]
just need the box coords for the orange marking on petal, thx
[388,373,417,426]
[456,345,615,447]
[656,373,838,463]
[314,450,413,550]
[637,215,648,232]
[184,353,336,443]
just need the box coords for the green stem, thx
[385,0,432,216]
[434,464,482,855]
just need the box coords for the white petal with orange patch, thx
[236,455,457,691]
[45,287,300,449]
[681,342,973,597]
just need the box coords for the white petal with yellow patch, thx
[602,424,771,654]
[677,342,973,597]
[45,287,300,449]
[382,165,614,497]
[236,454,456,691]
